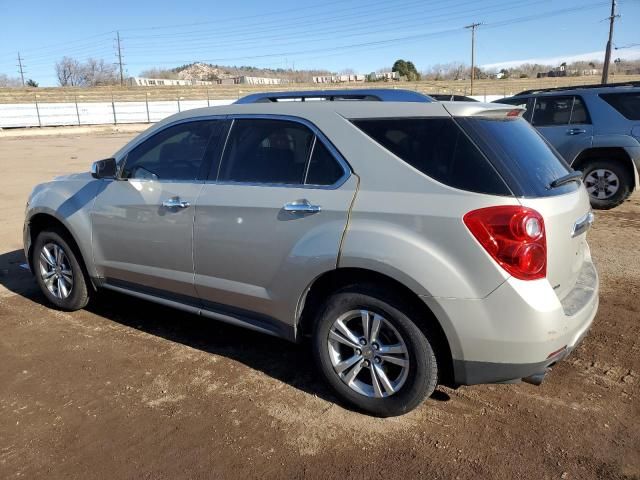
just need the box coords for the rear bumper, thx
[422,258,599,386]
[451,312,593,385]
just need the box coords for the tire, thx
[581,159,632,210]
[312,286,438,417]
[32,228,90,311]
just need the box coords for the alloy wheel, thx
[327,309,410,398]
[584,169,619,200]
[39,242,74,299]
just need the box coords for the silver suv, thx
[24,94,599,416]
[497,82,640,209]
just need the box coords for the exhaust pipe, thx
[522,369,550,386]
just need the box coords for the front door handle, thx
[567,128,586,136]
[283,199,321,214]
[162,197,190,209]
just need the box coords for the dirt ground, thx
[0,130,639,480]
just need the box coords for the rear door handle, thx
[162,197,190,209]
[283,199,321,214]
[567,128,586,135]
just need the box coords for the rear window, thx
[351,118,510,195]
[457,117,576,197]
[599,92,640,120]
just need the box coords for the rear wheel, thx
[312,286,438,417]
[33,228,90,311]
[581,159,632,210]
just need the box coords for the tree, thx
[82,58,117,86]
[55,57,118,86]
[55,57,83,86]
[0,73,21,87]
[26,79,38,87]
[392,59,421,81]
[499,68,510,79]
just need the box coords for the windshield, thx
[457,116,577,197]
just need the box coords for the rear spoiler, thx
[441,102,525,118]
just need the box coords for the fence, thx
[0,94,507,129]
[0,97,234,129]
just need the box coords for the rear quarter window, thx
[457,117,576,197]
[351,117,511,196]
[599,92,640,120]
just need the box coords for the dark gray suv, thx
[497,82,640,209]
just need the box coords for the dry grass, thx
[2,75,639,103]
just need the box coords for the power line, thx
[601,0,619,84]
[16,52,25,86]
[122,0,532,53]
[465,23,482,95]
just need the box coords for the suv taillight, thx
[463,206,546,281]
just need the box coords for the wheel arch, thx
[572,147,637,192]
[297,267,456,386]
[26,212,95,290]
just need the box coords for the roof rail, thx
[235,88,433,104]
[514,80,640,96]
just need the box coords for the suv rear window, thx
[457,117,576,197]
[599,92,640,120]
[351,118,510,195]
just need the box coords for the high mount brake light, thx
[464,206,547,281]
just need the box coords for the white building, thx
[313,74,366,83]
[129,77,216,87]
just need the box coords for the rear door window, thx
[218,119,313,185]
[216,118,346,186]
[599,92,640,120]
[569,96,591,124]
[305,140,345,186]
[351,118,510,195]
[532,96,591,126]
[532,96,573,126]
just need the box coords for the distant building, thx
[370,71,400,81]
[213,76,287,85]
[313,74,366,83]
[537,65,602,78]
[129,77,215,86]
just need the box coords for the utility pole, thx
[116,31,125,87]
[17,52,25,86]
[601,0,618,84]
[465,23,481,95]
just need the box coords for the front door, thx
[193,117,356,332]
[92,119,224,298]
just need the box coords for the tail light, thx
[463,206,546,280]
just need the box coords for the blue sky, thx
[1,0,639,86]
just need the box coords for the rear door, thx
[532,95,593,163]
[193,116,356,330]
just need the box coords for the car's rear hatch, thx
[452,105,593,302]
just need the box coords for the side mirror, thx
[91,158,117,179]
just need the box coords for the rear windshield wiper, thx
[549,171,582,189]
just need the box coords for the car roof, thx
[510,81,640,97]
[235,88,433,103]
[154,100,517,126]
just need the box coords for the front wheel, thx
[33,228,90,311]
[582,159,632,210]
[312,287,438,417]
